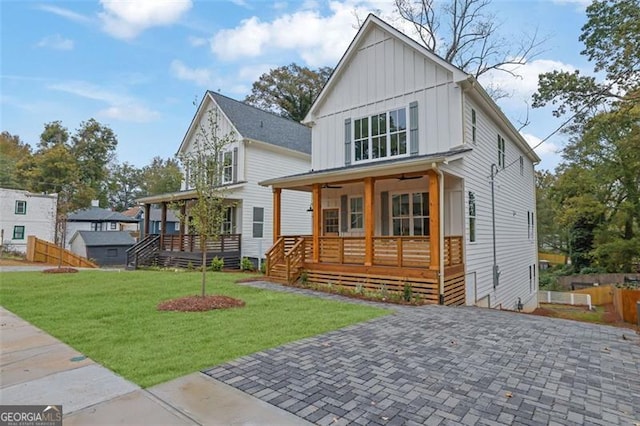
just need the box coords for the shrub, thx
[240,257,255,271]
[300,271,308,284]
[403,282,412,302]
[260,261,266,274]
[210,257,224,272]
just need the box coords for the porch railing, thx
[161,234,241,253]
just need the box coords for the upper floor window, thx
[13,225,25,240]
[527,211,535,240]
[350,197,363,230]
[222,150,234,184]
[471,109,477,144]
[469,192,476,243]
[354,108,407,163]
[519,156,524,176]
[15,200,27,215]
[110,222,117,230]
[497,134,505,169]
[391,192,429,236]
[91,222,102,231]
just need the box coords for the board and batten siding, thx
[443,95,538,310]
[238,141,311,260]
[310,25,463,171]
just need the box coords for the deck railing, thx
[161,234,241,253]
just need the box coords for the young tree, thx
[245,63,333,122]
[178,106,236,297]
[394,0,545,98]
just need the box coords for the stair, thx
[126,235,160,269]
[268,263,288,283]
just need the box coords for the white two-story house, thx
[262,15,539,311]
[134,91,311,269]
[0,188,58,254]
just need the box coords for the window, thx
[13,225,25,240]
[350,197,363,230]
[323,209,339,235]
[222,151,233,184]
[91,222,103,231]
[527,211,535,240]
[391,192,429,236]
[529,265,533,293]
[110,222,117,230]
[354,108,407,163]
[519,156,524,176]
[469,192,476,243]
[15,200,27,215]
[252,207,264,238]
[471,109,477,144]
[107,248,118,257]
[222,206,236,234]
[498,134,505,169]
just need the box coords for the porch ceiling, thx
[259,147,471,191]
[136,181,247,204]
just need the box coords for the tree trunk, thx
[201,241,207,297]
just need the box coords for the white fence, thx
[538,291,592,310]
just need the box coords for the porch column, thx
[273,188,282,243]
[179,203,186,251]
[364,177,375,266]
[312,183,321,263]
[160,202,167,248]
[143,203,151,238]
[427,170,440,271]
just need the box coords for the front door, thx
[323,209,339,236]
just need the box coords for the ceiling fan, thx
[397,174,422,181]
[322,183,343,189]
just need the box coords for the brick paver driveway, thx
[205,282,640,426]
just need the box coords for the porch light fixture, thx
[307,205,313,212]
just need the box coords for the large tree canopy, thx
[533,0,640,124]
[139,156,182,197]
[245,63,332,122]
[0,131,31,189]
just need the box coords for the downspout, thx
[434,165,445,303]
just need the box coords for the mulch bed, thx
[157,295,245,312]
[43,267,79,274]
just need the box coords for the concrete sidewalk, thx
[0,307,310,425]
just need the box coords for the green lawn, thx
[0,270,389,387]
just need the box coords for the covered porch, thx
[128,191,242,269]
[263,154,467,305]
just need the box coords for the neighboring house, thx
[134,91,311,269]
[68,231,135,266]
[66,200,139,248]
[262,15,540,311]
[0,188,58,253]
[121,206,180,236]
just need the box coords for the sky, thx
[1,0,593,172]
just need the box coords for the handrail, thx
[285,237,306,283]
[265,237,285,277]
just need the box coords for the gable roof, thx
[67,207,138,223]
[69,231,135,247]
[304,14,540,164]
[178,91,311,156]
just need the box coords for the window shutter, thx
[409,101,419,155]
[340,195,348,233]
[381,191,389,236]
[344,118,352,166]
[232,147,238,182]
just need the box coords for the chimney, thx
[91,200,100,208]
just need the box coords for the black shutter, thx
[340,195,348,233]
[232,147,238,182]
[344,118,352,166]
[409,101,419,155]
[381,191,389,236]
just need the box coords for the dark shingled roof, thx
[71,231,135,247]
[208,91,311,155]
[68,207,139,223]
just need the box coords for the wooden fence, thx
[572,285,614,305]
[538,252,566,265]
[26,236,97,268]
[558,273,640,289]
[612,287,640,325]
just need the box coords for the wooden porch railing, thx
[285,237,305,283]
[265,237,285,277]
[161,234,241,253]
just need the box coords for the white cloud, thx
[230,0,250,7]
[37,4,91,23]
[551,0,591,9]
[170,60,214,87]
[480,59,578,106]
[48,80,160,123]
[211,1,389,67]
[188,36,207,47]
[37,34,74,50]
[273,1,288,10]
[99,0,192,40]
[521,132,560,157]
